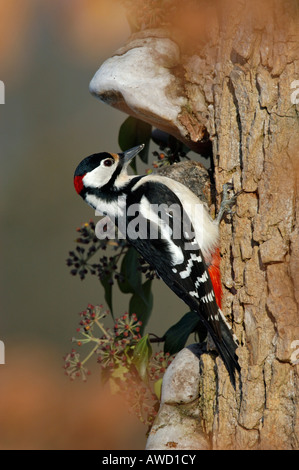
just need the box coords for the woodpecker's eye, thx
[103,159,114,167]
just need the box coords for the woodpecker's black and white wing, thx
[125,178,240,385]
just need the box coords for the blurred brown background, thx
[0,0,188,449]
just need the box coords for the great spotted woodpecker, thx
[74,144,240,385]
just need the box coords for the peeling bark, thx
[92,0,299,450]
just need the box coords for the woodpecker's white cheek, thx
[83,165,115,189]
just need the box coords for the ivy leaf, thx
[154,378,163,401]
[117,247,154,332]
[129,279,153,333]
[118,247,142,294]
[108,365,130,394]
[118,116,152,169]
[163,311,201,356]
[99,274,114,318]
[132,334,152,382]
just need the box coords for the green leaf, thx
[118,247,142,294]
[108,365,130,394]
[132,334,152,382]
[154,378,163,401]
[117,248,154,330]
[129,279,153,333]
[118,116,152,167]
[163,311,201,356]
[99,275,113,318]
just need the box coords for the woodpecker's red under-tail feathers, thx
[207,248,222,309]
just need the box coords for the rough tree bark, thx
[91,0,299,449]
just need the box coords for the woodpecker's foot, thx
[216,183,241,224]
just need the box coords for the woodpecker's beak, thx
[120,144,145,164]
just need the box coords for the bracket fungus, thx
[89,30,207,149]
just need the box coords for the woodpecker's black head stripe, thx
[74,152,113,177]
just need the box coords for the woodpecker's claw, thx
[216,183,242,224]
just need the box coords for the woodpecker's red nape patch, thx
[208,248,222,309]
[74,174,85,194]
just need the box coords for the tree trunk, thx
[200,0,299,449]
[92,0,299,449]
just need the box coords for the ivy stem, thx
[81,343,99,366]
[95,319,112,339]
[148,333,165,344]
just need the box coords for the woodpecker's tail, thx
[206,309,240,388]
